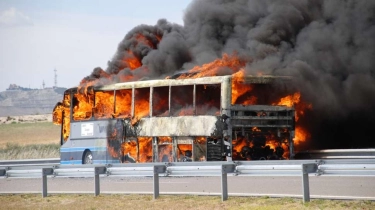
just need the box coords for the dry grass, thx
[0,194,374,210]
[0,122,60,148]
[0,143,59,160]
[0,121,60,159]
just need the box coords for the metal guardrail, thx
[1,159,375,202]
[0,158,60,166]
[295,149,375,159]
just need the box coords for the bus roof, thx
[95,75,292,91]
[64,75,292,94]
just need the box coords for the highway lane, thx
[1,176,374,200]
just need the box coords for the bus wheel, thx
[83,151,93,164]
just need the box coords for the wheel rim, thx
[84,152,93,164]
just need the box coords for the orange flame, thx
[132,89,150,125]
[94,91,115,119]
[294,126,310,145]
[177,144,193,161]
[273,92,312,145]
[52,93,71,141]
[73,93,94,121]
[274,92,301,107]
[121,140,137,161]
[124,50,142,70]
[115,89,132,118]
[121,137,153,163]
[172,53,246,79]
[231,70,257,105]
[138,137,153,162]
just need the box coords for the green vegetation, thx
[0,194,373,210]
[0,143,59,160]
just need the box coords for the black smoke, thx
[84,0,375,149]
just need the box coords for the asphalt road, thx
[1,176,374,200]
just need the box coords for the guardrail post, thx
[301,163,317,203]
[42,168,54,198]
[0,169,5,177]
[221,164,235,201]
[94,166,107,196]
[153,165,166,199]
[221,171,228,201]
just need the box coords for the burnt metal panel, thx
[230,104,295,111]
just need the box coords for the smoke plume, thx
[82,0,375,149]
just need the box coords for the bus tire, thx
[83,150,93,164]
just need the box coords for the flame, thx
[121,137,153,163]
[121,140,137,161]
[138,137,153,162]
[158,137,173,162]
[177,144,193,161]
[232,136,251,154]
[159,146,173,162]
[294,126,310,145]
[132,89,150,125]
[119,33,159,74]
[108,144,120,158]
[52,93,71,141]
[124,50,142,70]
[195,136,207,144]
[52,103,64,125]
[265,139,279,150]
[273,92,312,145]
[152,87,169,116]
[274,92,301,107]
[231,70,257,105]
[232,135,291,160]
[78,32,162,90]
[94,91,114,119]
[79,69,112,92]
[273,92,312,122]
[73,93,94,121]
[171,53,246,79]
[159,136,172,144]
[115,89,132,118]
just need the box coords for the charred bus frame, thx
[57,75,295,164]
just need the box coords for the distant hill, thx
[0,87,66,117]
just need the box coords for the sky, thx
[0,0,192,91]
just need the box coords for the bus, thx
[53,75,296,164]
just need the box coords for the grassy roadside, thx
[0,143,59,160]
[0,122,60,147]
[0,194,374,210]
[0,122,60,159]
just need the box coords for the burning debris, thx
[54,0,375,164]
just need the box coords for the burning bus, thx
[53,73,305,164]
